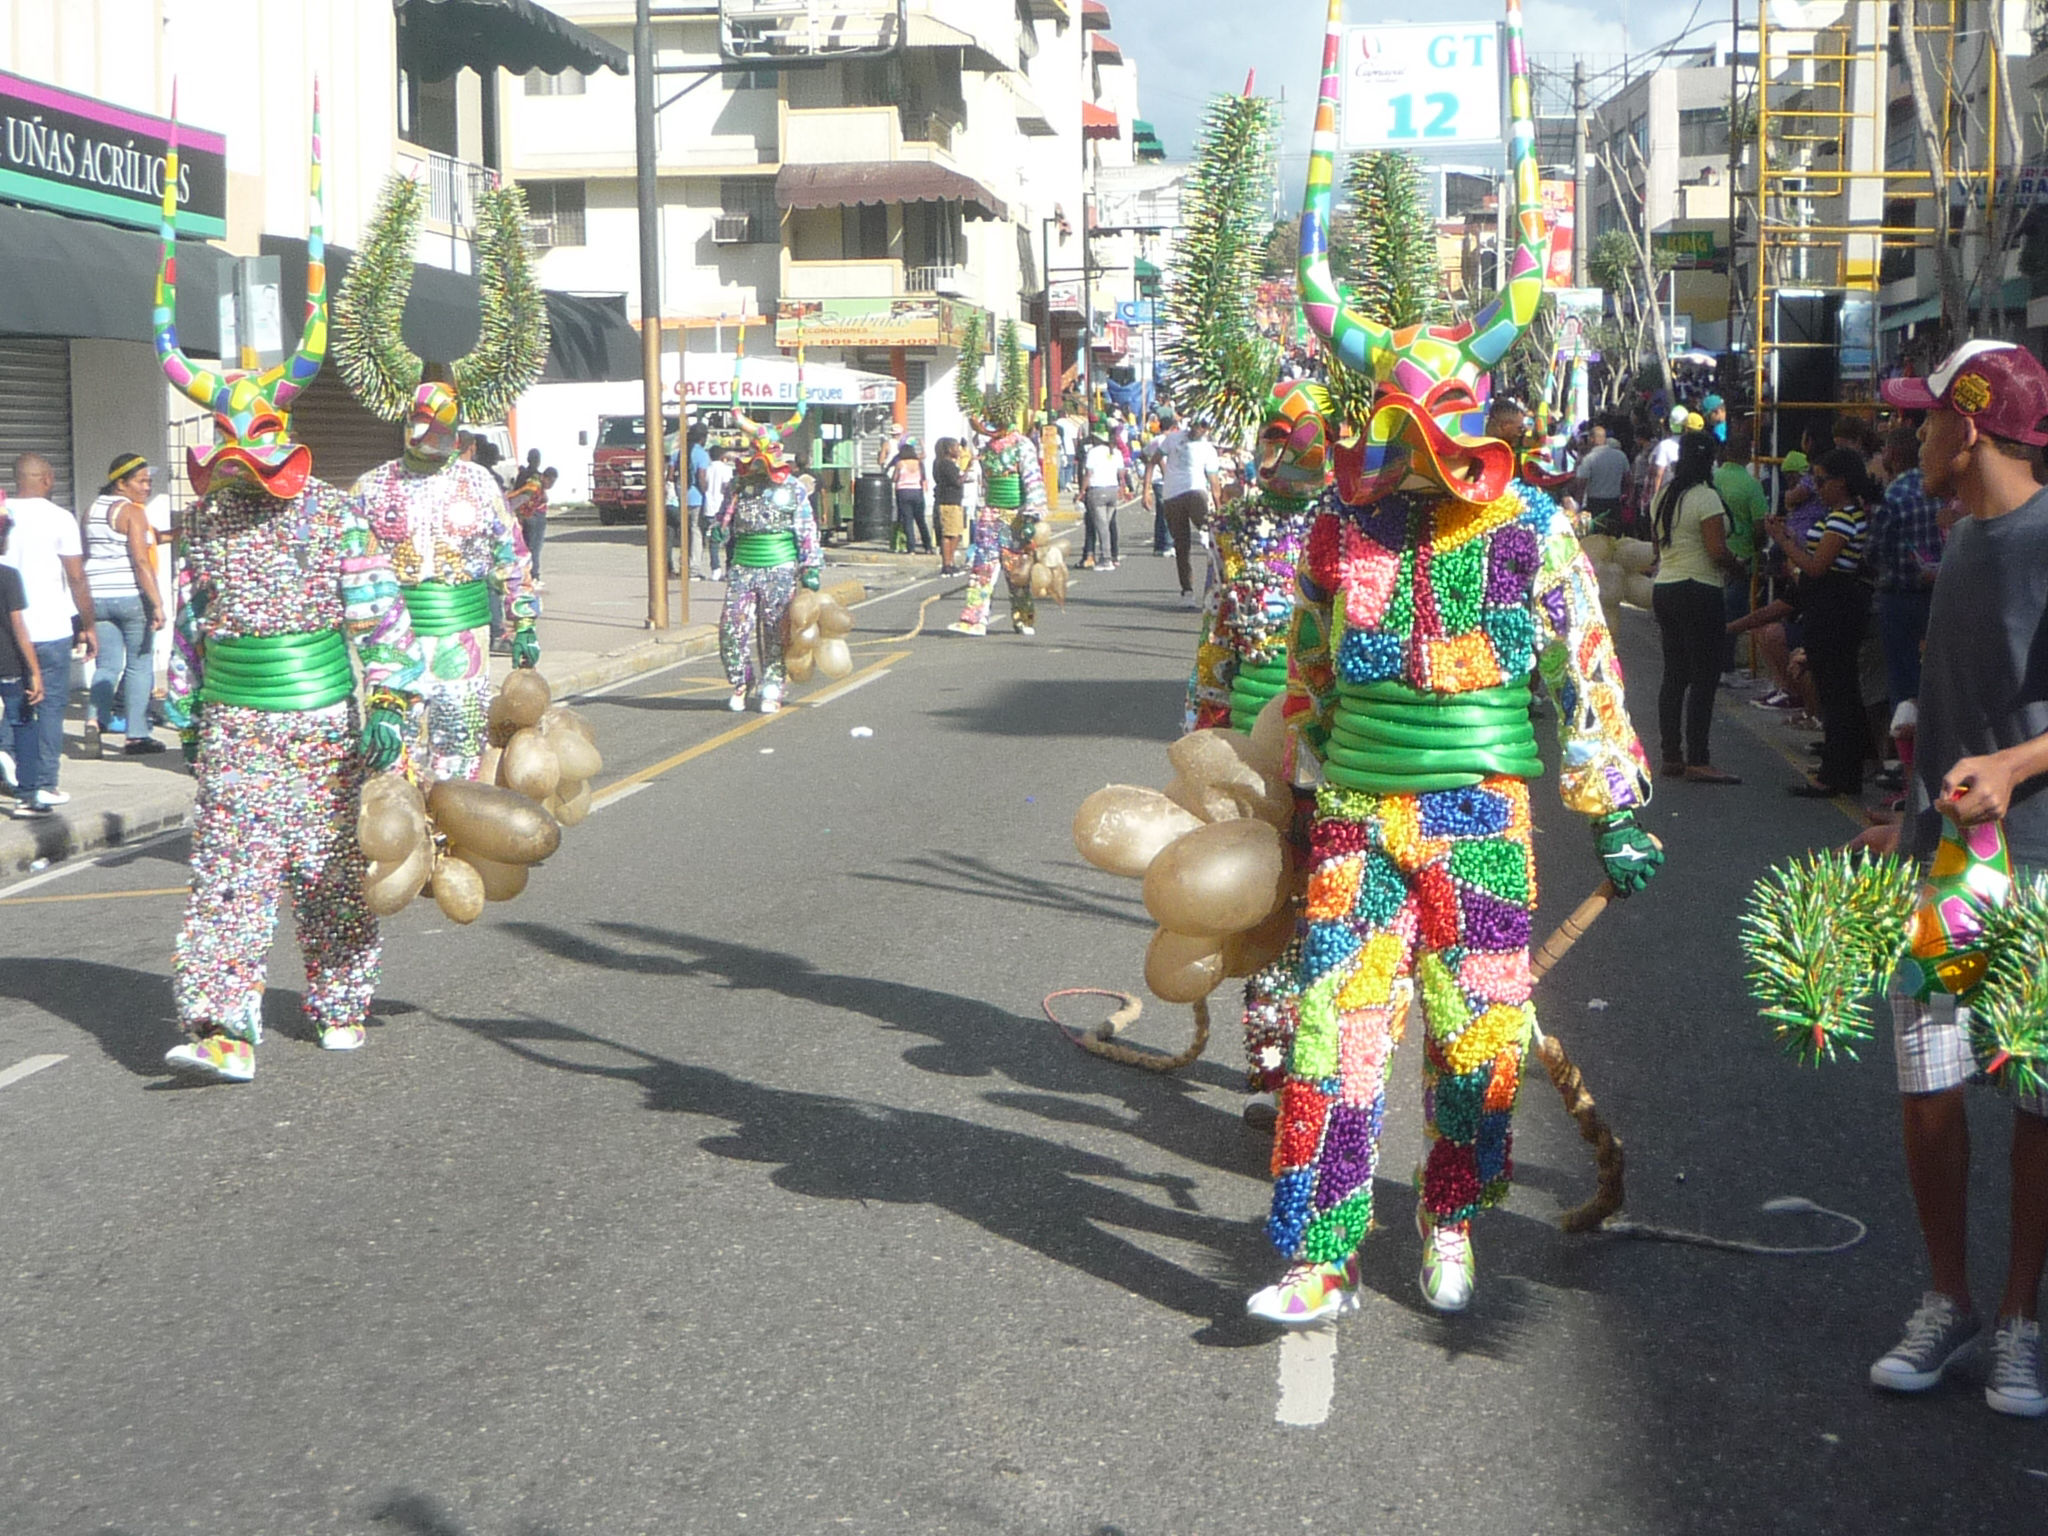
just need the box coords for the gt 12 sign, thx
[1341,24,1504,150]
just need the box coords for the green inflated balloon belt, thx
[986,473,1022,509]
[732,530,800,568]
[1229,656,1289,733]
[200,630,355,712]
[400,578,490,637]
[1322,678,1540,793]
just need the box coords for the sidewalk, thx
[0,522,879,878]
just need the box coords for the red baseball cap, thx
[1881,340,2048,446]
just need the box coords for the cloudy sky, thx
[1105,0,1723,177]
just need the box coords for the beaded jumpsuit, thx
[716,475,822,694]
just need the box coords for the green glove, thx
[360,707,407,772]
[511,628,541,669]
[181,735,199,769]
[800,567,822,592]
[1594,812,1663,897]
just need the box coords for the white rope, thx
[1591,1196,1867,1256]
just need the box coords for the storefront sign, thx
[1540,179,1575,287]
[1652,228,1724,272]
[678,357,896,406]
[1046,280,1086,318]
[775,296,986,349]
[0,70,226,239]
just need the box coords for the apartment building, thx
[0,0,622,502]
[500,0,1157,493]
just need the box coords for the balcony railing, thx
[426,150,499,229]
[905,263,964,294]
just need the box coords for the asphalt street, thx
[1,513,2043,1534]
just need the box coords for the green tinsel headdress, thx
[956,313,1028,433]
[334,174,551,425]
[1160,90,1280,449]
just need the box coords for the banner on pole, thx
[1340,24,1504,151]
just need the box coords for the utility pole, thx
[634,0,671,631]
[1572,57,1588,290]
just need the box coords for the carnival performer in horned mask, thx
[950,318,1046,638]
[158,91,430,1083]
[716,354,822,712]
[1246,0,1662,1324]
[333,176,548,781]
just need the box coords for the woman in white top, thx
[1649,430,1740,783]
[83,453,166,754]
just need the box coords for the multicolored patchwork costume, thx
[956,426,1047,635]
[1187,497,1316,733]
[151,95,430,1081]
[1249,0,1661,1323]
[356,451,535,780]
[718,356,822,705]
[167,482,427,1050]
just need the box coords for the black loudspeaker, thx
[1770,293,1842,459]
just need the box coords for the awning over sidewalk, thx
[395,0,628,82]
[0,202,229,351]
[776,163,1008,222]
[540,292,640,383]
[1082,102,1120,141]
[682,353,899,409]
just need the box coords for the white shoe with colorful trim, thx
[163,1034,255,1084]
[318,1023,368,1052]
[1246,1252,1364,1327]
[1416,1206,1475,1313]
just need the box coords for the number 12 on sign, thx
[1386,93,1460,140]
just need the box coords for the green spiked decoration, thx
[1966,872,2048,1097]
[1332,150,1449,331]
[334,173,550,425]
[956,312,1028,431]
[1160,87,1280,449]
[1740,850,1917,1065]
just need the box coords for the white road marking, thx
[0,826,190,900]
[591,781,653,811]
[0,1054,68,1091]
[1274,1328,1338,1427]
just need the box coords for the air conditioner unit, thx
[712,213,754,244]
[933,271,968,297]
[525,219,557,251]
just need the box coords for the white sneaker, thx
[1986,1316,2047,1417]
[727,690,747,712]
[1016,624,1035,636]
[1416,1206,1475,1313]
[759,685,783,714]
[1180,590,1200,609]
[34,788,70,808]
[0,748,15,789]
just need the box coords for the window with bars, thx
[524,180,587,247]
[524,69,587,97]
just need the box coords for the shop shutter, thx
[285,370,406,489]
[0,338,74,508]
[905,360,927,445]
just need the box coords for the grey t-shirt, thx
[1905,487,2048,863]
[1577,441,1629,500]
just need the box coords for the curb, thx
[0,576,873,880]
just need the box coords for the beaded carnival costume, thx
[716,357,823,711]
[950,320,1046,638]
[1246,0,1663,1325]
[333,176,549,780]
[157,94,431,1084]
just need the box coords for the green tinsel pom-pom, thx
[1740,850,1916,1066]
[455,183,550,425]
[1967,871,2048,1098]
[333,175,427,421]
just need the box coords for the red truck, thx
[589,411,681,526]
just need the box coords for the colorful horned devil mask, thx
[155,85,326,499]
[1299,0,1547,508]
[331,173,550,456]
[1256,379,1335,501]
[731,352,806,484]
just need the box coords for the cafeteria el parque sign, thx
[0,69,227,239]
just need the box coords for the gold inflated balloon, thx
[433,853,487,924]
[363,842,431,915]
[786,587,823,633]
[789,622,821,656]
[460,850,530,902]
[546,726,601,784]
[1048,564,1067,607]
[1221,904,1298,977]
[1614,538,1657,576]
[539,704,595,744]
[554,780,594,827]
[1244,694,1290,783]
[427,779,562,866]
[1622,572,1656,610]
[498,668,552,728]
[785,648,816,683]
[358,796,418,862]
[477,744,504,786]
[1030,564,1052,598]
[817,599,854,637]
[501,727,562,802]
[1145,927,1226,1004]
[815,637,853,679]
[1072,785,1203,878]
[1165,772,1251,825]
[1142,817,1292,938]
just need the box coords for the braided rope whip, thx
[1044,989,1211,1074]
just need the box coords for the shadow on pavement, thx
[849,851,1154,931]
[371,1490,559,1536]
[925,679,1180,741]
